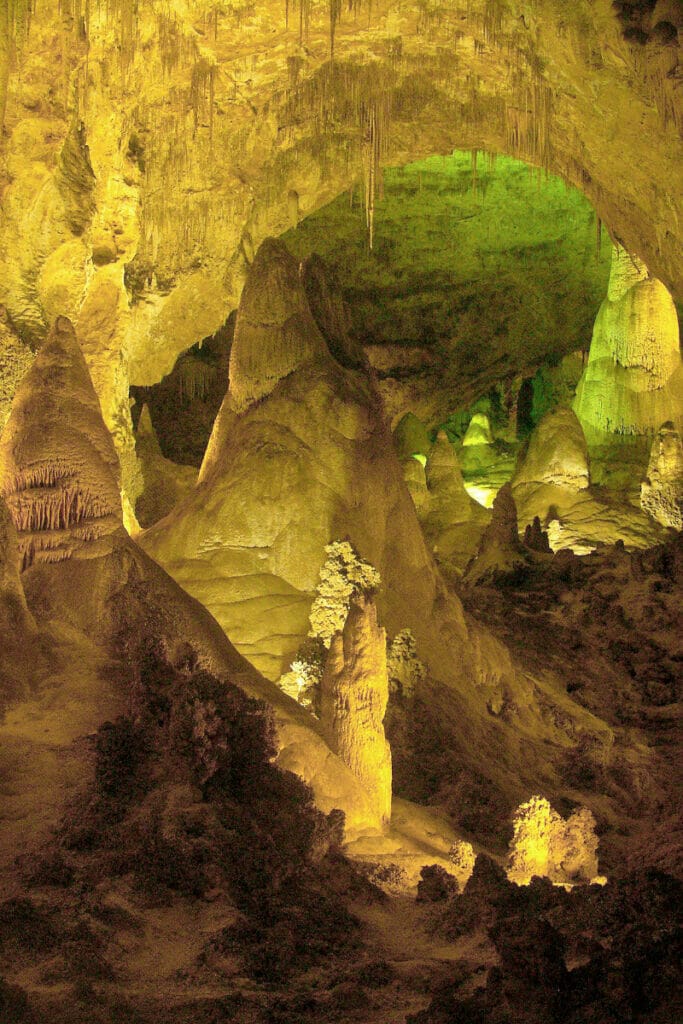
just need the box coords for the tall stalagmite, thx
[0,316,122,568]
[574,246,683,443]
[320,594,392,828]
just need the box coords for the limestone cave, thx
[0,2,681,1022]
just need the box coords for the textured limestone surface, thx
[574,246,683,444]
[640,421,683,530]
[320,595,393,828]
[464,481,528,583]
[0,316,123,569]
[141,239,625,819]
[506,795,600,887]
[512,407,590,493]
[0,0,680,508]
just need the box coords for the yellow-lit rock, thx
[574,246,683,443]
[640,421,683,529]
[507,795,599,886]
[0,316,123,568]
[320,594,392,829]
[228,238,332,413]
[462,412,493,447]
[0,312,33,431]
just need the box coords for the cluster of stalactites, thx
[0,317,123,570]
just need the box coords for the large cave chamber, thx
[0,3,681,1023]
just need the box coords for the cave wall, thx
[0,0,680,506]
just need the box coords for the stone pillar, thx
[320,594,392,829]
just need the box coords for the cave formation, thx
[0,2,681,1022]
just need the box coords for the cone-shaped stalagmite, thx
[426,430,482,524]
[574,246,683,442]
[0,316,122,569]
[513,407,590,492]
[228,238,332,413]
[465,483,527,583]
[320,594,392,828]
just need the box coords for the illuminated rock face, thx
[463,413,493,447]
[507,795,599,886]
[228,238,332,413]
[426,430,482,525]
[143,240,468,682]
[0,312,33,432]
[513,407,590,492]
[641,422,683,529]
[320,595,392,829]
[0,495,36,710]
[0,317,122,568]
[574,247,683,443]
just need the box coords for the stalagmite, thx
[640,422,683,530]
[319,594,392,829]
[574,246,683,443]
[506,795,600,886]
[426,430,482,524]
[402,456,430,517]
[462,413,494,447]
[0,316,122,568]
[228,238,331,412]
[513,407,590,492]
[464,482,527,583]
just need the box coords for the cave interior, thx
[0,2,682,1022]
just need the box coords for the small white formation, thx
[640,421,683,530]
[320,594,392,830]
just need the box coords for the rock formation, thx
[401,456,430,517]
[511,398,668,552]
[574,246,683,443]
[0,316,123,569]
[640,421,683,529]
[464,483,527,583]
[134,404,197,528]
[0,309,33,431]
[0,495,37,711]
[506,795,600,886]
[425,430,484,525]
[513,407,590,493]
[320,595,392,829]
[143,240,470,684]
[462,412,494,447]
[393,412,432,463]
[228,238,332,413]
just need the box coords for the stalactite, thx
[330,0,342,59]
[286,60,392,248]
[178,356,217,404]
[596,214,602,261]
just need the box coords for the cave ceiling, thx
[0,0,681,363]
